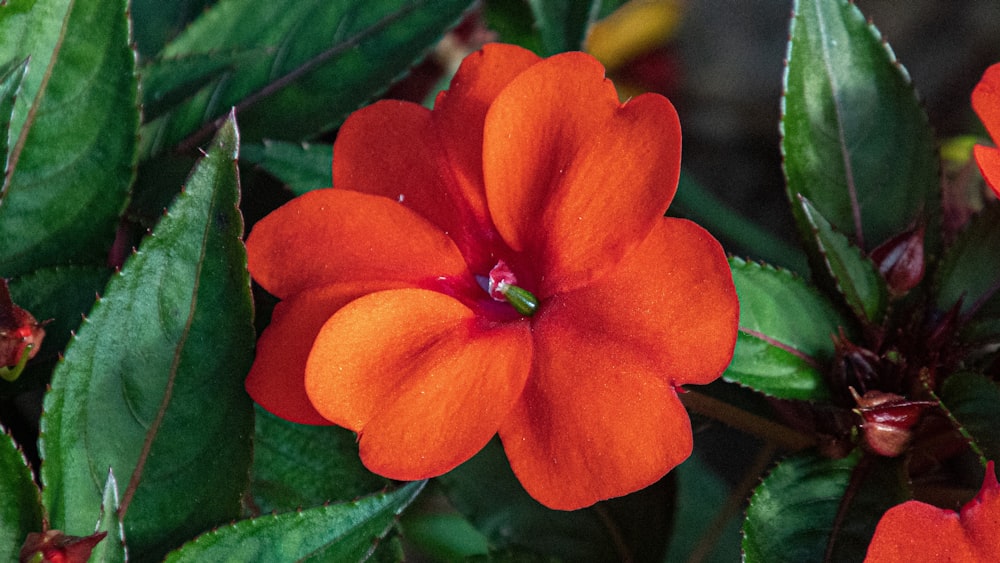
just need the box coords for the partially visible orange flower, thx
[972,63,1000,198]
[865,461,1000,562]
[245,43,738,510]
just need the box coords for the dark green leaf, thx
[399,491,491,561]
[528,0,600,55]
[939,372,1000,464]
[251,405,389,514]
[0,426,43,562]
[130,0,216,59]
[0,57,28,167]
[241,140,333,196]
[742,451,860,563]
[40,114,254,559]
[482,0,544,55]
[438,439,669,562]
[3,265,110,394]
[799,196,888,325]
[0,0,138,277]
[934,204,1000,342]
[163,481,426,562]
[725,257,847,401]
[782,0,938,254]
[826,455,908,562]
[140,0,475,156]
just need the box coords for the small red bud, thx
[851,388,935,457]
[19,530,107,563]
[0,279,45,381]
[870,225,925,296]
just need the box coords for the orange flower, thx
[865,462,1000,562]
[245,43,738,510]
[973,62,1000,198]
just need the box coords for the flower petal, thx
[332,44,540,271]
[973,144,1000,198]
[483,51,681,295]
[973,63,1000,145]
[305,288,533,479]
[247,283,402,425]
[865,462,1000,562]
[246,189,468,298]
[497,218,737,510]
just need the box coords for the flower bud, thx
[851,388,935,457]
[870,225,925,296]
[0,279,46,382]
[19,530,107,563]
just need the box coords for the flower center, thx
[484,260,538,317]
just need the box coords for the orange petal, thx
[865,463,1000,562]
[497,218,737,510]
[973,63,1000,145]
[246,283,403,425]
[246,189,468,298]
[483,51,681,296]
[305,288,532,479]
[973,144,1000,198]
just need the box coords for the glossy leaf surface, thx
[40,114,254,559]
[782,0,938,253]
[140,0,475,155]
[799,196,888,325]
[743,451,859,562]
[0,428,43,562]
[88,469,127,563]
[0,57,28,167]
[725,257,847,401]
[0,0,138,276]
[164,482,425,562]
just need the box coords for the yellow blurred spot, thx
[586,0,683,71]
[940,135,978,166]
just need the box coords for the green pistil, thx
[499,283,539,317]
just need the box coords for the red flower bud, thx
[19,530,107,563]
[870,225,925,296]
[0,279,46,381]
[852,388,935,457]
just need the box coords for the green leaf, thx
[782,0,938,254]
[0,426,43,562]
[438,439,671,561]
[743,451,860,563]
[241,140,332,196]
[725,257,848,401]
[40,113,254,559]
[939,372,1000,464]
[934,204,1000,342]
[251,406,389,514]
[399,500,491,560]
[663,452,741,563]
[0,56,28,167]
[163,481,426,562]
[0,0,139,277]
[130,0,215,59]
[89,469,127,563]
[799,196,888,325]
[140,0,476,156]
[3,265,110,394]
[825,455,908,562]
[528,0,600,55]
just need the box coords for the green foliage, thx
[782,0,938,255]
[934,203,1000,342]
[163,481,426,562]
[139,0,476,156]
[798,196,889,325]
[725,257,847,401]
[0,57,28,167]
[251,406,389,514]
[0,428,43,561]
[940,372,1000,464]
[40,114,254,559]
[528,0,601,56]
[0,0,138,276]
[241,141,333,196]
[89,469,128,563]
